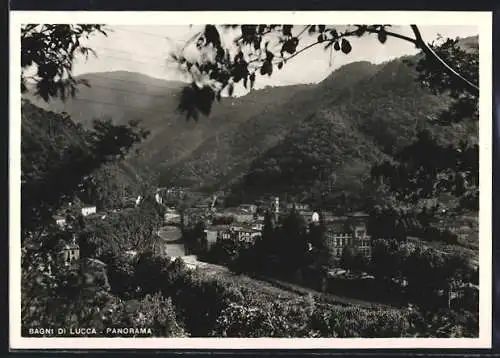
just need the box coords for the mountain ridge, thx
[22,35,478,205]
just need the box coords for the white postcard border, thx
[9,10,493,350]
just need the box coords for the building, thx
[285,202,310,211]
[208,225,232,241]
[321,211,347,223]
[220,208,255,224]
[204,227,220,249]
[60,235,80,267]
[251,216,265,231]
[324,212,371,259]
[81,205,97,217]
[299,210,316,223]
[238,204,257,214]
[233,226,261,243]
[54,215,66,228]
[195,203,210,210]
[325,221,353,258]
[155,190,163,205]
[164,187,186,201]
[206,223,261,245]
[271,196,280,221]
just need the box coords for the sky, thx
[73,25,478,96]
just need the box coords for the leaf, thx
[282,25,293,37]
[266,50,274,62]
[281,37,299,55]
[254,36,262,51]
[204,25,221,46]
[354,25,367,37]
[267,63,273,77]
[318,25,326,33]
[317,34,324,43]
[333,41,340,51]
[377,29,387,44]
[277,62,283,70]
[341,39,352,54]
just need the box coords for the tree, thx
[101,293,186,337]
[307,222,335,273]
[340,246,367,273]
[106,253,137,299]
[369,239,406,285]
[370,37,478,215]
[21,25,153,332]
[262,210,276,241]
[22,102,149,239]
[21,24,108,101]
[171,25,479,221]
[278,209,308,272]
[170,25,477,121]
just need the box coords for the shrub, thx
[173,275,245,337]
[102,293,186,337]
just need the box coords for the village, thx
[49,186,375,275]
[184,195,373,263]
[50,186,475,315]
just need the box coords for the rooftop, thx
[206,225,231,231]
[221,208,255,215]
[325,221,349,233]
[63,243,79,250]
[347,212,369,218]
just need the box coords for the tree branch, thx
[279,27,418,67]
[365,27,418,45]
[410,25,479,96]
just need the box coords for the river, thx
[157,225,185,257]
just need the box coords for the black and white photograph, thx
[10,11,492,349]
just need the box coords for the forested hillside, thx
[26,37,478,207]
[21,100,153,216]
[226,55,477,205]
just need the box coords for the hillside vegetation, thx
[26,38,478,208]
[21,100,153,216]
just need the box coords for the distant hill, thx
[164,61,381,191]
[21,100,154,212]
[23,36,478,206]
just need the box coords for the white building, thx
[155,191,163,205]
[54,216,66,228]
[81,205,97,217]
